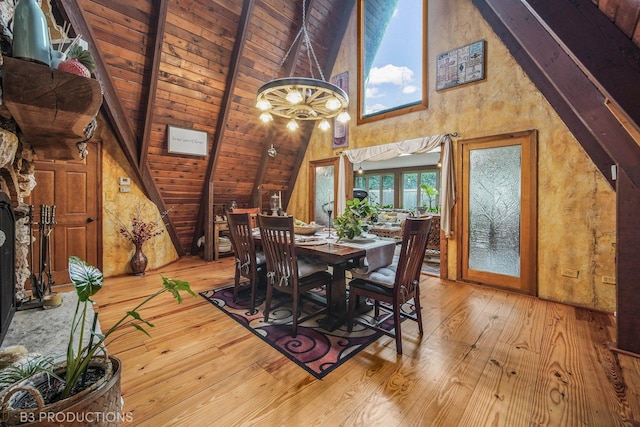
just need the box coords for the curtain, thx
[338,134,455,237]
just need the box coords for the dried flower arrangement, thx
[108,203,171,247]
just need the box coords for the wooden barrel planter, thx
[0,356,122,426]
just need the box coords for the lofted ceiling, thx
[53,0,353,256]
[49,0,640,258]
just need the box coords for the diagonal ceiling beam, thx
[472,0,640,187]
[283,0,356,209]
[192,0,257,259]
[56,0,183,255]
[56,0,140,171]
[472,0,615,188]
[139,0,170,170]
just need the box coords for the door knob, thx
[87,217,95,223]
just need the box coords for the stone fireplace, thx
[0,123,37,344]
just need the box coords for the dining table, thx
[296,234,397,331]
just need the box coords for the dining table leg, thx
[317,262,349,331]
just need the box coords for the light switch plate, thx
[119,186,131,193]
[118,177,131,185]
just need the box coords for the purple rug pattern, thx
[200,286,408,379]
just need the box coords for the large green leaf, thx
[68,256,103,302]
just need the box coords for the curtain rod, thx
[335,132,460,156]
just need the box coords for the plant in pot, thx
[0,256,195,425]
[419,183,440,213]
[334,197,379,241]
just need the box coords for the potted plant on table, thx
[0,256,195,425]
[334,197,379,241]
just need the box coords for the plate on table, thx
[296,236,326,246]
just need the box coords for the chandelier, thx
[256,0,350,131]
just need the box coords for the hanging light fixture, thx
[256,0,350,131]
[357,164,364,175]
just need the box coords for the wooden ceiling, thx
[53,0,353,255]
[50,0,639,257]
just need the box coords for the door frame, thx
[309,157,342,224]
[456,130,537,295]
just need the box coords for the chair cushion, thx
[255,251,266,266]
[351,264,397,288]
[297,256,328,278]
[349,278,394,297]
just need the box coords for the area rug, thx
[200,285,412,379]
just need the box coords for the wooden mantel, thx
[1,56,102,160]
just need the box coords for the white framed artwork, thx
[167,126,208,156]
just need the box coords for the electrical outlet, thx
[561,268,579,278]
[118,177,131,185]
[119,186,131,193]
[602,276,616,285]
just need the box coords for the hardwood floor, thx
[94,256,640,426]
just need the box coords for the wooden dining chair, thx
[229,207,261,228]
[347,217,432,354]
[258,214,332,337]
[227,212,266,314]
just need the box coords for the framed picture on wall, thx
[332,71,349,149]
[436,40,486,91]
[167,126,208,156]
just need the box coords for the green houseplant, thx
[334,198,379,240]
[420,183,440,213]
[0,256,195,424]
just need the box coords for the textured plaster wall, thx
[289,0,616,311]
[97,115,178,277]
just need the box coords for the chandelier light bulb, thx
[286,119,299,131]
[318,119,331,131]
[259,112,273,123]
[325,97,341,111]
[337,111,351,123]
[256,98,272,111]
[286,90,303,105]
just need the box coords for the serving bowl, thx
[294,225,324,235]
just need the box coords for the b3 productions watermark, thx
[17,410,134,424]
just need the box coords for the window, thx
[358,0,428,123]
[354,166,439,210]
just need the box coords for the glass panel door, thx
[459,131,537,295]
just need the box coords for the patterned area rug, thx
[200,285,412,379]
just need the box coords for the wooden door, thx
[25,142,101,287]
[457,131,537,295]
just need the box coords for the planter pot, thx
[0,356,122,426]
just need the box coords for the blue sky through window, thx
[364,0,423,116]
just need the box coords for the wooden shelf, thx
[1,56,102,160]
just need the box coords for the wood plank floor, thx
[93,256,640,426]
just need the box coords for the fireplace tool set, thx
[18,204,57,310]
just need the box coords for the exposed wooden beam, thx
[473,0,615,188]
[473,0,640,356]
[473,0,640,187]
[283,0,356,209]
[524,0,640,131]
[615,169,640,356]
[55,0,139,172]
[139,0,170,170]
[55,0,183,255]
[192,0,256,259]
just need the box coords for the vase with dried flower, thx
[109,203,171,276]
